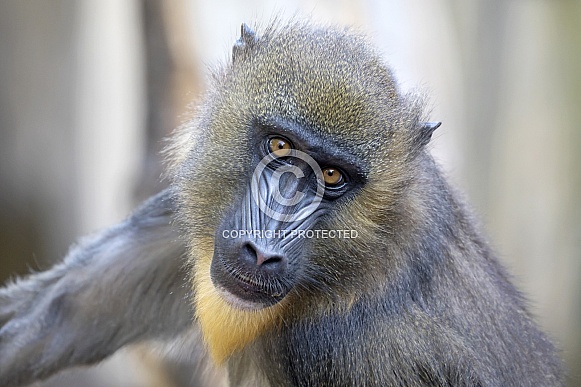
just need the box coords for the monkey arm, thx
[0,189,193,387]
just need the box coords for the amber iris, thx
[269,137,292,157]
[322,167,343,186]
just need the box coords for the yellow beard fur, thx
[193,252,283,364]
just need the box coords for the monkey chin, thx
[195,262,286,364]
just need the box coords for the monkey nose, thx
[239,242,287,274]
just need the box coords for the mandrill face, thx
[209,121,367,311]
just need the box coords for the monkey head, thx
[168,22,439,362]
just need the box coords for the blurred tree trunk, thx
[0,1,79,281]
[135,0,202,203]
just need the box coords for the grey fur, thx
[0,189,195,386]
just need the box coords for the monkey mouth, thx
[213,279,284,311]
[210,259,290,311]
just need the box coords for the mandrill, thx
[0,21,563,386]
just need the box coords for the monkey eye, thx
[322,167,344,187]
[268,137,293,157]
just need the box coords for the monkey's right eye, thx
[268,137,293,157]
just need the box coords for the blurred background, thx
[0,0,579,386]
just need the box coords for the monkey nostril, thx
[239,242,286,273]
[256,253,283,267]
[239,243,257,265]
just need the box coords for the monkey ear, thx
[0,189,193,386]
[232,22,258,63]
[416,121,442,148]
